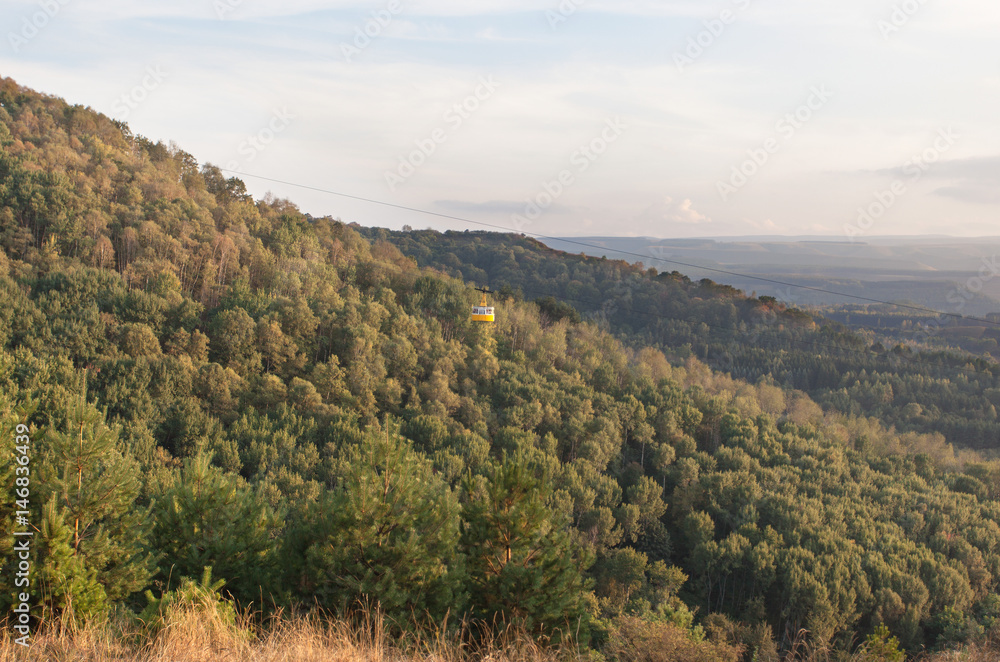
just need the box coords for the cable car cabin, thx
[471,304,495,323]
[471,289,495,322]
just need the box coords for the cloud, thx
[746,218,779,232]
[874,156,1000,206]
[878,155,1000,181]
[933,186,1000,205]
[636,197,711,229]
[6,0,1000,236]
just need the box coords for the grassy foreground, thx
[0,605,568,662]
[1,602,999,662]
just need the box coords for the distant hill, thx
[539,236,1000,313]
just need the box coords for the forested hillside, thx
[365,229,1000,452]
[4,76,1000,660]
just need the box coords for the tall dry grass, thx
[4,605,1000,662]
[0,604,572,662]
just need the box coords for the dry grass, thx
[917,643,1000,662]
[5,607,1000,662]
[0,605,570,662]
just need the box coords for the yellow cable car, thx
[471,287,495,323]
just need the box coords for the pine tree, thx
[34,497,106,617]
[149,453,281,606]
[34,385,154,618]
[461,454,593,644]
[292,422,464,628]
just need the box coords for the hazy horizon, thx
[546,234,1000,242]
[3,0,998,239]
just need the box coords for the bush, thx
[139,566,239,638]
[603,616,741,662]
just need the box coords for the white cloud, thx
[745,218,779,232]
[637,197,711,229]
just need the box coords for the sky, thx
[1,0,999,239]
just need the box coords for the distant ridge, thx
[538,235,1000,313]
[550,234,1000,244]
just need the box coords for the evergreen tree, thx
[461,454,593,644]
[293,423,463,627]
[148,453,281,606]
[34,497,107,617]
[33,386,154,617]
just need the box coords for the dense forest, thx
[364,228,1000,453]
[3,76,1000,660]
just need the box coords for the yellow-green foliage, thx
[4,75,1000,659]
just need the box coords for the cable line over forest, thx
[221,168,1000,329]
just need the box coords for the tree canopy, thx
[2,75,1000,658]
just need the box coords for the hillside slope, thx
[363,228,1000,451]
[2,76,1000,658]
